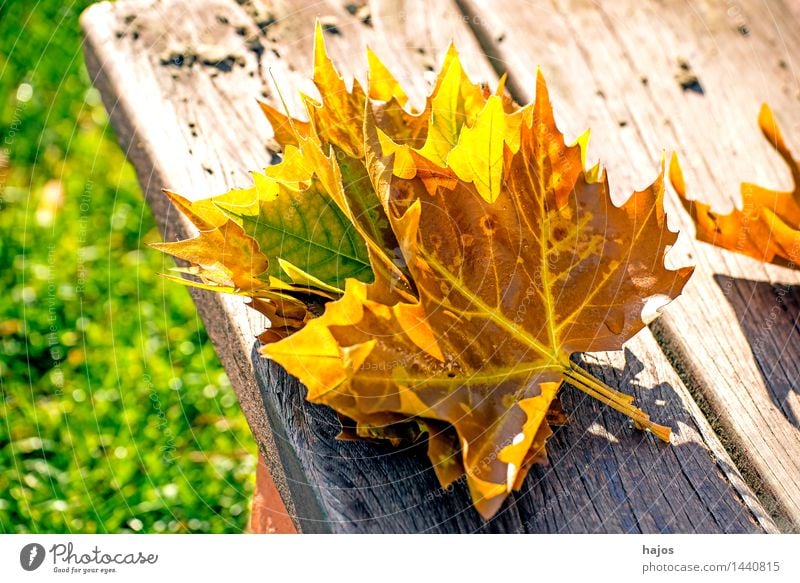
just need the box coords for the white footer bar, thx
[1,534,797,582]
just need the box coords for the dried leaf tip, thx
[672,105,800,267]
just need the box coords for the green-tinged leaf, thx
[213,177,373,289]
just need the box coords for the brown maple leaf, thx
[155,24,695,519]
[263,70,693,518]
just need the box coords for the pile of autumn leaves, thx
[155,26,800,518]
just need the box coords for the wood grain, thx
[253,337,771,533]
[81,0,776,532]
[457,0,800,530]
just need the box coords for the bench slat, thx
[254,344,773,532]
[81,0,776,532]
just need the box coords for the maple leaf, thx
[156,22,423,319]
[151,174,371,338]
[157,24,694,519]
[671,104,800,267]
[263,67,693,517]
[260,24,429,158]
[151,190,317,336]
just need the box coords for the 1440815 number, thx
[736,561,781,572]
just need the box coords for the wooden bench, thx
[81,0,800,533]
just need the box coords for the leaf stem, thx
[568,361,636,405]
[563,361,672,443]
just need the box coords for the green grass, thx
[0,0,257,533]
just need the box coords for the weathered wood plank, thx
[458,0,800,530]
[254,339,773,532]
[81,0,297,525]
[81,0,775,532]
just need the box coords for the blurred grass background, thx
[0,0,257,533]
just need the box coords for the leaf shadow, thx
[713,274,800,428]
[506,347,760,533]
[254,342,764,532]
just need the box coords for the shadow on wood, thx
[253,343,766,533]
[714,275,800,429]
